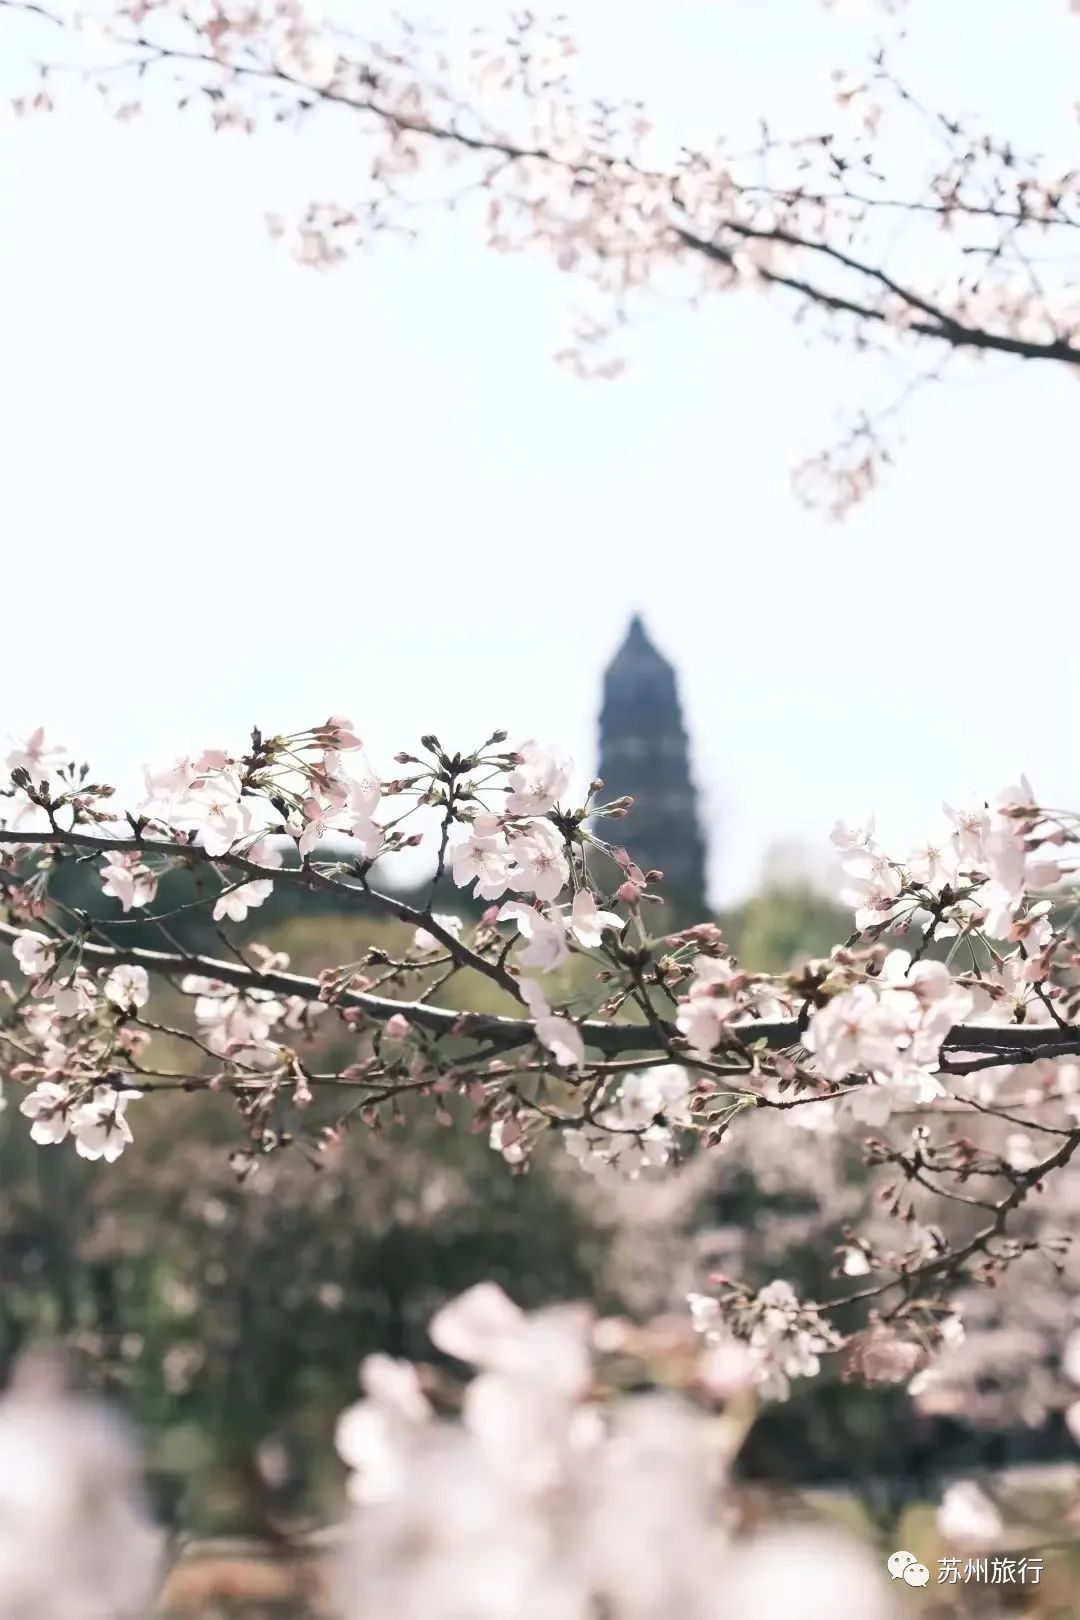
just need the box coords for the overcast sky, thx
[0,0,1077,902]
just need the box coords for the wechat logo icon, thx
[888,1550,930,1587]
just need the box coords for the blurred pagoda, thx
[594,614,708,925]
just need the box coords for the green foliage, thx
[721,881,852,972]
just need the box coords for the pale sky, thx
[0,0,1077,903]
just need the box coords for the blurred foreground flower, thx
[0,1347,164,1620]
[334,1283,895,1620]
[937,1480,1004,1547]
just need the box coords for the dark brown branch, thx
[674,222,1080,366]
[0,824,519,998]
[3,0,1076,373]
[829,1126,1080,1313]
[3,917,1080,1069]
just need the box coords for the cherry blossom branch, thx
[674,219,1080,366]
[5,916,1080,1073]
[0,823,520,998]
[829,1125,1080,1315]
[2,2,1077,400]
[6,718,1080,1426]
[0,919,708,1056]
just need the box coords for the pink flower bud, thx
[324,715,363,749]
[616,881,642,903]
[384,1013,411,1040]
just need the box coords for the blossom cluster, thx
[687,1278,839,1403]
[182,963,319,1065]
[7,947,152,1161]
[804,949,974,1122]
[833,783,1065,944]
[561,1064,694,1174]
[675,952,793,1057]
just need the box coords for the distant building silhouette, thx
[594,615,708,924]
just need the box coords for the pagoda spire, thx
[594,616,708,924]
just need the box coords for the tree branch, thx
[3,917,1079,1070]
[0,824,520,998]
[674,221,1080,366]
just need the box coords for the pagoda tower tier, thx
[593,615,708,925]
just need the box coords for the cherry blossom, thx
[429,1282,576,1382]
[11,930,55,980]
[747,1281,834,1401]
[19,1080,72,1146]
[906,835,961,891]
[297,795,331,858]
[410,914,464,954]
[569,889,624,948]
[518,979,584,1071]
[451,825,513,900]
[142,748,231,815]
[619,1065,693,1129]
[142,754,202,804]
[291,748,385,859]
[104,964,150,1012]
[182,975,286,1060]
[675,956,743,1057]
[321,714,364,750]
[943,798,992,863]
[829,814,875,851]
[505,740,573,817]
[5,726,65,786]
[336,1353,433,1505]
[211,839,282,921]
[71,1085,143,1162]
[689,1280,837,1403]
[844,1323,923,1384]
[0,1349,164,1617]
[176,769,253,857]
[496,901,569,971]
[427,1282,595,1486]
[694,1335,765,1400]
[4,0,1080,1565]
[937,1480,1004,1546]
[805,950,973,1101]
[506,818,570,902]
[489,1117,527,1166]
[100,852,159,913]
[839,848,905,932]
[5,711,1080,1426]
[563,1064,694,1176]
[212,879,275,922]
